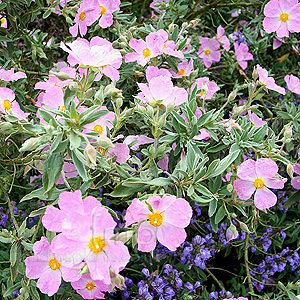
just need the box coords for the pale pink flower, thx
[137,75,188,108]
[0,68,26,81]
[96,0,121,28]
[124,135,154,150]
[291,163,300,189]
[0,87,29,119]
[256,65,286,95]
[157,154,169,171]
[192,77,220,99]
[197,37,221,68]
[226,224,239,242]
[44,190,130,284]
[107,142,130,163]
[69,1,100,37]
[83,107,115,137]
[125,35,163,66]
[71,274,110,299]
[273,37,283,49]
[248,111,267,127]
[263,0,300,38]
[234,158,287,210]
[216,26,230,51]
[146,66,172,82]
[25,237,80,296]
[285,74,300,94]
[61,37,122,81]
[125,195,192,252]
[234,43,253,69]
[170,60,194,78]
[0,15,7,28]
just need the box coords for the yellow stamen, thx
[199,91,204,97]
[59,105,66,112]
[79,11,86,21]
[219,35,223,39]
[49,258,61,271]
[88,236,106,253]
[143,48,151,58]
[279,12,289,22]
[178,69,186,76]
[204,49,211,56]
[100,65,107,68]
[86,281,95,290]
[93,124,104,134]
[97,147,109,155]
[148,212,163,227]
[232,164,235,170]
[254,178,265,189]
[2,100,12,111]
[0,18,5,25]
[100,5,107,15]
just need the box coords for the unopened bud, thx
[287,164,294,179]
[284,123,293,140]
[146,105,155,116]
[119,35,126,42]
[116,97,123,107]
[85,88,96,99]
[228,89,237,101]
[233,105,246,115]
[134,71,144,77]
[65,16,73,24]
[69,81,78,91]
[112,231,133,243]
[119,42,127,49]
[110,269,126,290]
[231,122,243,132]
[227,183,233,192]
[19,138,39,152]
[137,105,146,114]
[158,113,167,127]
[120,49,127,56]
[239,222,251,233]
[97,136,115,149]
[252,67,259,80]
[226,224,239,242]
[168,23,175,33]
[84,145,97,169]
[166,101,175,112]
[50,71,71,81]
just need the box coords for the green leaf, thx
[208,199,217,217]
[72,149,88,181]
[110,185,146,197]
[10,243,18,267]
[30,286,41,300]
[50,132,63,153]
[42,153,64,194]
[21,187,65,202]
[283,190,300,208]
[194,183,216,199]
[79,109,109,127]
[207,150,240,178]
[70,130,82,150]
[3,282,22,297]
[197,109,215,127]
[43,7,52,19]
[215,204,226,224]
[29,206,47,218]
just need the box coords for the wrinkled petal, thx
[36,268,61,296]
[256,158,278,179]
[137,221,158,252]
[237,159,256,181]
[254,187,277,210]
[234,179,256,200]
[125,198,151,227]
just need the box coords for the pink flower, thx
[157,154,169,171]
[192,77,220,99]
[107,142,130,163]
[71,274,110,299]
[291,163,300,189]
[96,0,121,28]
[256,65,286,95]
[263,0,300,38]
[234,43,253,69]
[248,111,267,127]
[124,135,154,150]
[125,195,192,252]
[43,190,130,284]
[61,37,122,81]
[125,35,163,66]
[197,37,221,68]
[216,26,230,51]
[226,224,239,242]
[169,60,194,78]
[285,74,300,94]
[137,75,188,108]
[273,36,284,49]
[83,107,115,137]
[0,87,29,119]
[69,1,100,37]
[0,15,7,28]
[25,237,80,296]
[0,68,26,81]
[234,158,287,210]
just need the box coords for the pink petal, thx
[42,206,65,232]
[137,221,158,252]
[264,0,281,17]
[263,17,281,34]
[234,179,256,200]
[291,176,300,189]
[264,177,286,189]
[149,76,173,101]
[125,198,151,226]
[237,159,256,181]
[255,158,278,179]
[157,223,187,251]
[254,187,277,210]
[25,256,49,279]
[36,268,61,296]
[105,240,130,273]
[60,265,81,282]
[86,252,111,284]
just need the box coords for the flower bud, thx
[116,97,123,107]
[168,23,175,33]
[231,122,243,132]
[134,71,144,77]
[239,222,251,233]
[228,89,237,101]
[85,88,96,99]
[65,16,73,24]
[166,101,175,112]
[226,224,239,242]
[284,123,293,140]
[69,81,78,91]
[19,138,39,152]
[97,136,115,149]
[119,42,127,49]
[110,269,125,291]
[158,113,167,127]
[287,164,294,179]
[50,71,71,81]
[227,183,233,192]
[0,122,14,134]
[137,104,146,114]
[84,145,97,169]
[252,67,259,80]
[233,105,246,115]
[119,35,126,42]
[112,231,133,243]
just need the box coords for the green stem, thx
[205,267,224,290]
[245,233,255,295]
[31,217,42,244]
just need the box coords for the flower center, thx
[59,105,66,112]
[279,12,289,22]
[178,69,186,76]
[93,124,104,134]
[100,5,107,15]
[2,100,12,111]
[219,35,223,39]
[143,48,151,58]
[254,178,265,189]
[79,11,86,21]
[86,281,96,290]
[97,146,109,155]
[199,91,204,97]
[204,49,211,56]
[49,258,61,271]
[0,18,5,25]
[148,212,163,227]
[88,236,106,253]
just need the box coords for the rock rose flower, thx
[234,158,287,210]
[125,195,192,252]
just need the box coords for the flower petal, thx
[254,187,277,210]
[234,179,256,200]
[255,158,278,179]
[137,221,158,252]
